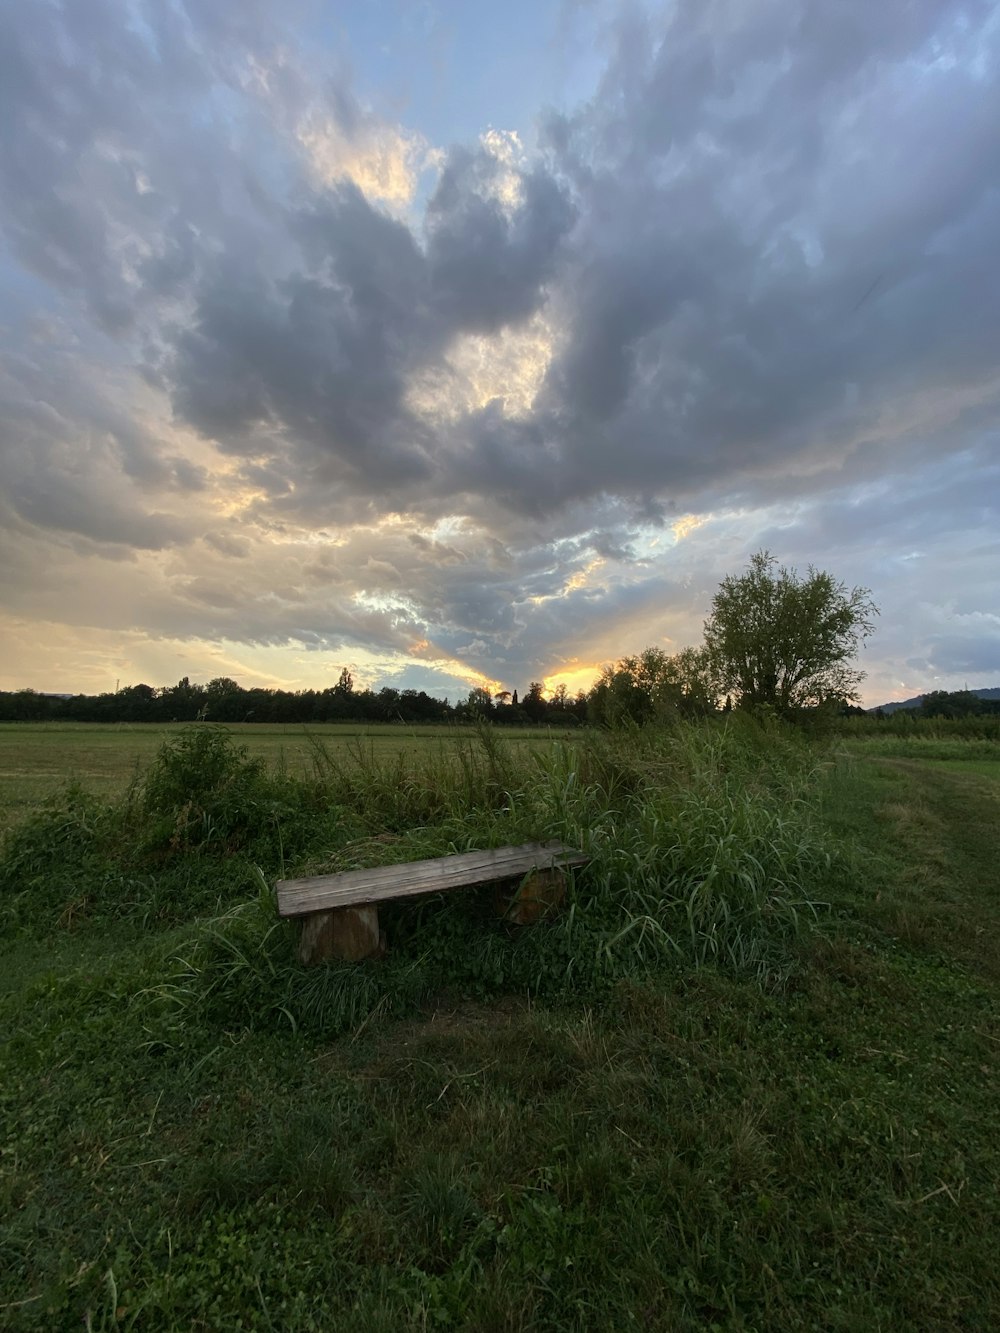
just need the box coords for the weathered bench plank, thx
[276,841,588,964]
[276,841,587,919]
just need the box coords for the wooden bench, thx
[276,840,588,964]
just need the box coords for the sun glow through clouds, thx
[405,314,558,421]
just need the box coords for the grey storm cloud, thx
[171,193,433,479]
[169,150,577,500]
[0,319,201,550]
[520,2,1000,512]
[4,0,997,529]
[407,2,1000,529]
[425,153,577,332]
[1,0,998,697]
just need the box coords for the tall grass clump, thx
[303,721,524,832]
[528,714,834,982]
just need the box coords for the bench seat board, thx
[277,841,587,919]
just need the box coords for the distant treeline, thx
[873,689,1000,720]
[2,675,997,734]
[845,689,1000,740]
[0,672,590,727]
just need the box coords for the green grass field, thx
[0,722,565,829]
[1,721,998,1329]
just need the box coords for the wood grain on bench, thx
[276,841,587,918]
[276,840,588,964]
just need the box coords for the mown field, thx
[1,720,998,1330]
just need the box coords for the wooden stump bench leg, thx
[298,904,385,964]
[495,868,567,926]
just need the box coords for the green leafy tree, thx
[116,683,158,722]
[704,551,878,715]
[205,676,242,721]
[522,682,547,722]
[589,656,658,726]
[459,686,494,720]
[588,645,720,725]
[164,676,207,721]
[374,687,401,720]
[920,689,993,719]
[667,645,722,716]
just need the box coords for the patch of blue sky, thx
[306,0,611,152]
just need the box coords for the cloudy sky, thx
[1,0,998,706]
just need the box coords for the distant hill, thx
[871,687,1000,715]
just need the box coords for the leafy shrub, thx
[140,726,301,859]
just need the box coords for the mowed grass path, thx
[828,740,1000,983]
[0,722,566,828]
[1,732,998,1328]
